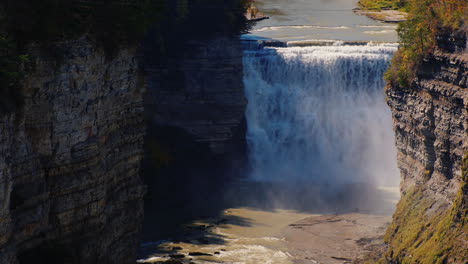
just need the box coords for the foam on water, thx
[253,25,350,32]
[243,44,400,187]
[208,244,292,264]
[138,208,306,264]
[364,29,397,35]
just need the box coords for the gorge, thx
[0,0,467,263]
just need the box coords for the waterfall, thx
[243,43,400,187]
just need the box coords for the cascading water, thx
[243,43,400,187]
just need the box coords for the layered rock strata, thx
[0,37,146,264]
[384,29,467,263]
[146,35,246,154]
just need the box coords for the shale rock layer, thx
[0,37,146,264]
[385,30,467,263]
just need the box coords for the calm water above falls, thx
[245,0,398,42]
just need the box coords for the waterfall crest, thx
[243,44,400,186]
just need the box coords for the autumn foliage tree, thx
[386,0,467,87]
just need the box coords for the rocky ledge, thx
[245,2,269,22]
[353,8,407,23]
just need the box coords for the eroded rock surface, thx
[386,34,467,202]
[146,36,246,154]
[0,37,146,264]
[385,29,467,263]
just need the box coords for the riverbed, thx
[138,189,398,264]
[138,181,399,263]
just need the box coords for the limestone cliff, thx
[0,37,146,264]
[384,29,467,263]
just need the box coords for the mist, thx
[241,43,400,214]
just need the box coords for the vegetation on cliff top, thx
[1,0,169,54]
[381,154,468,264]
[359,0,408,11]
[0,0,249,113]
[385,0,467,87]
[0,0,166,112]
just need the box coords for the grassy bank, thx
[380,154,468,264]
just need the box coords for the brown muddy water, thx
[245,0,398,42]
[138,185,399,264]
[138,1,402,263]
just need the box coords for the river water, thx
[138,1,401,263]
[244,43,400,187]
[245,0,398,42]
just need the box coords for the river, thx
[246,0,398,42]
[138,1,400,263]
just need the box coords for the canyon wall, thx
[142,0,248,156]
[1,0,249,260]
[141,33,247,243]
[384,29,467,263]
[0,37,146,264]
[140,0,248,241]
[145,35,246,155]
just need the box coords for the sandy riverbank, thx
[353,9,407,23]
[285,214,390,264]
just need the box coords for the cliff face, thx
[0,37,146,264]
[146,35,246,154]
[387,31,467,199]
[384,29,467,263]
[140,2,247,241]
[142,0,247,156]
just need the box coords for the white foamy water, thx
[208,244,292,264]
[253,25,350,32]
[359,25,398,29]
[364,29,396,35]
[138,208,309,264]
[243,44,400,187]
[138,244,292,264]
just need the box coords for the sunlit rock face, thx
[387,32,467,202]
[0,37,146,264]
[384,29,467,263]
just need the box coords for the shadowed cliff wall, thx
[141,0,249,241]
[0,37,146,264]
